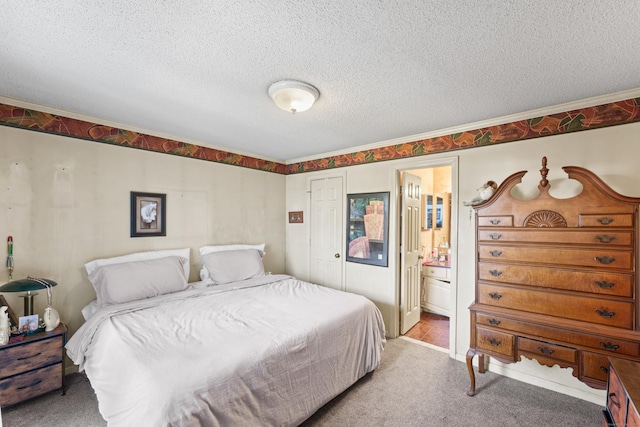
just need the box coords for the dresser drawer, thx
[478,216,513,227]
[580,214,634,228]
[476,327,514,359]
[478,229,633,247]
[0,363,62,406]
[582,352,610,383]
[478,284,635,329]
[629,402,640,427]
[422,266,450,280]
[478,262,634,297]
[0,335,64,378]
[607,362,627,426]
[518,337,576,364]
[476,312,640,357]
[478,245,633,270]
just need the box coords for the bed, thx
[66,246,386,426]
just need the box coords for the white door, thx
[310,177,344,290]
[400,172,422,334]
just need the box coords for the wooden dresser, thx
[603,358,640,426]
[466,157,640,396]
[0,323,66,406]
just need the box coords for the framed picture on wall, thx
[346,192,390,267]
[130,192,166,237]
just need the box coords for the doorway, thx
[397,158,457,355]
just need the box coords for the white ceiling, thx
[2,1,640,163]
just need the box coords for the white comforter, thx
[66,275,386,426]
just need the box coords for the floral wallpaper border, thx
[0,103,286,174]
[2,97,640,176]
[287,97,640,174]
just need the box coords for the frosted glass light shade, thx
[268,80,319,114]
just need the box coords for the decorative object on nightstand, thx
[0,277,57,316]
[0,307,9,346]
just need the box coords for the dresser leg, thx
[466,348,477,396]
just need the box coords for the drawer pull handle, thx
[489,270,503,277]
[488,338,501,346]
[598,218,614,225]
[600,365,609,374]
[595,280,615,289]
[17,352,42,361]
[490,219,501,225]
[609,392,621,408]
[595,309,616,318]
[489,250,503,257]
[488,318,501,326]
[17,379,42,390]
[489,233,502,240]
[594,256,615,265]
[600,341,620,351]
[537,346,555,356]
[488,292,502,300]
[596,235,616,243]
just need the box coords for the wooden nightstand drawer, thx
[0,363,62,406]
[0,335,63,378]
[476,327,514,358]
[518,338,576,364]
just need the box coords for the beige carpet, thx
[2,338,602,426]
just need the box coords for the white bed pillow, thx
[198,244,265,281]
[81,300,98,321]
[85,248,191,279]
[200,249,265,285]
[89,256,189,309]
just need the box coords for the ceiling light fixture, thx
[268,80,319,114]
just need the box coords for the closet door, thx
[310,177,344,290]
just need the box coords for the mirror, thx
[435,196,443,229]
[422,195,432,230]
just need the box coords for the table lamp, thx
[0,277,57,316]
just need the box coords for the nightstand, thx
[0,323,66,407]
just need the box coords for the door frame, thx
[394,156,459,359]
[306,170,347,289]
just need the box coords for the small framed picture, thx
[131,192,166,237]
[18,314,39,334]
[0,295,18,333]
[288,211,303,223]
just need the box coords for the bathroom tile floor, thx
[404,311,449,349]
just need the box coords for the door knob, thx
[335,253,340,258]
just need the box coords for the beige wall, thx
[286,121,640,404]
[3,100,639,403]
[0,125,286,348]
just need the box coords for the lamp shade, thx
[268,80,319,114]
[0,278,57,316]
[0,278,57,292]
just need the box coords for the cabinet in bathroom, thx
[421,263,450,317]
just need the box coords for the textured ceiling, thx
[2,1,640,163]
